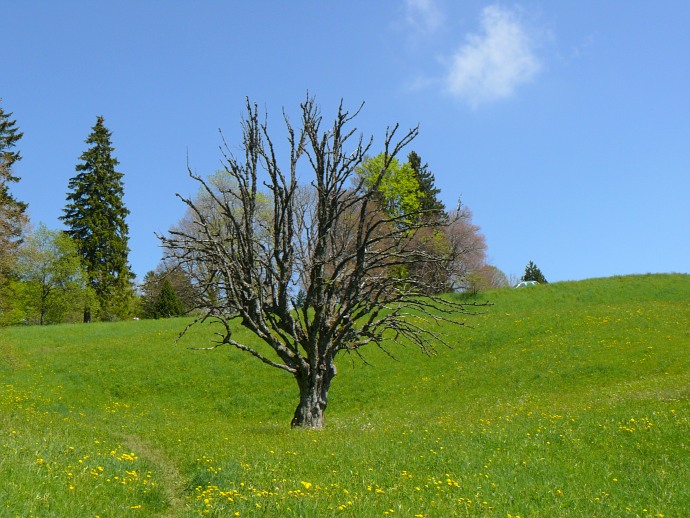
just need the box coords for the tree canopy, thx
[357,153,421,228]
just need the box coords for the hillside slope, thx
[1,274,688,516]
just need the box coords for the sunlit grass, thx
[1,273,688,516]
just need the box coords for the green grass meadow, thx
[1,274,688,517]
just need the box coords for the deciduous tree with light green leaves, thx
[17,223,96,325]
[357,153,421,228]
[61,116,134,322]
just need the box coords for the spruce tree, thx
[61,116,133,321]
[154,278,185,318]
[407,151,446,221]
[0,100,28,281]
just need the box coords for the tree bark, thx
[291,360,336,430]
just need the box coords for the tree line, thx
[1,97,510,327]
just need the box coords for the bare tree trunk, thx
[291,360,336,429]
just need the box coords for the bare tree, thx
[465,264,510,295]
[160,97,481,429]
[444,201,488,291]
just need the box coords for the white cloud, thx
[404,0,444,34]
[445,5,541,107]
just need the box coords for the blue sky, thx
[3,1,689,283]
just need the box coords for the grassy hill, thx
[1,274,688,517]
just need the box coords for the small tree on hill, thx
[161,96,481,429]
[61,116,134,321]
[465,264,509,295]
[294,289,307,310]
[522,260,547,284]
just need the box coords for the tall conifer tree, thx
[0,100,28,281]
[61,116,133,321]
[407,151,445,221]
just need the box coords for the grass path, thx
[117,433,188,517]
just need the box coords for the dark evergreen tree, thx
[522,260,548,284]
[0,100,28,281]
[294,288,307,310]
[407,151,446,221]
[61,116,133,321]
[140,267,195,318]
[404,151,451,293]
[154,278,185,318]
[139,270,160,318]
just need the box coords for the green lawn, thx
[1,273,688,517]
